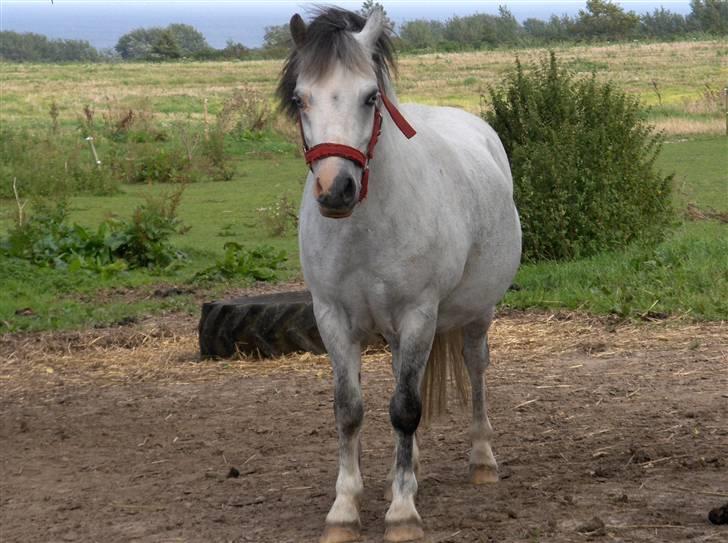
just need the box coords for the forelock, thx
[277,7,396,119]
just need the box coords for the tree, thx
[444,14,499,48]
[359,1,395,30]
[221,39,249,60]
[640,8,688,38]
[150,30,181,60]
[115,27,163,59]
[262,24,289,56]
[166,24,210,56]
[494,6,521,45]
[688,0,728,34]
[0,31,100,62]
[575,0,640,40]
[399,20,444,50]
[523,15,575,42]
[115,24,210,60]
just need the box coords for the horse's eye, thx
[292,95,304,109]
[365,91,379,107]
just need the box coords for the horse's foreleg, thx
[385,342,419,502]
[463,314,499,484]
[317,308,364,543]
[384,434,419,502]
[384,309,435,542]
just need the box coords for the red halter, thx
[298,89,416,202]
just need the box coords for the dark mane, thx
[277,7,397,119]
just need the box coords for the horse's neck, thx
[367,90,412,203]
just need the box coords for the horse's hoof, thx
[320,523,361,543]
[469,464,499,484]
[384,521,424,542]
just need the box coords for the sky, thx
[0,1,694,49]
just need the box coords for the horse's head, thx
[278,8,395,219]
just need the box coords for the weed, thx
[107,186,188,269]
[48,100,60,134]
[0,186,188,273]
[192,242,286,282]
[215,86,271,134]
[258,193,298,237]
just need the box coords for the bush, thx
[0,189,187,274]
[484,52,674,261]
[192,243,286,283]
[106,188,188,268]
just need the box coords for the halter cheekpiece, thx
[298,89,416,203]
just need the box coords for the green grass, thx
[0,257,197,331]
[504,222,728,319]
[0,41,726,333]
[502,135,728,319]
[2,133,726,333]
[1,40,723,136]
[0,130,306,333]
[660,136,728,211]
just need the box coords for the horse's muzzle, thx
[317,172,357,219]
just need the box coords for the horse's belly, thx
[436,209,522,330]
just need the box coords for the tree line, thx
[397,0,727,51]
[1,0,725,63]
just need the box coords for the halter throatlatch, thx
[298,88,416,203]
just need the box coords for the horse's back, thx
[401,104,512,193]
[400,103,521,326]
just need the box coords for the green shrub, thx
[484,52,674,261]
[0,189,187,273]
[106,188,188,268]
[192,243,286,282]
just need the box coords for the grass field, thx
[1,40,726,332]
[1,40,725,134]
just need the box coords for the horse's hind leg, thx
[316,306,364,543]
[463,310,499,484]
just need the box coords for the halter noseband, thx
[298,89,416,203]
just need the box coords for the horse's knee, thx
[389,385,421,436]
[334,389,363,436]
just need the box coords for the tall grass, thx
[1,40,723,135]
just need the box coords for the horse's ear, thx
[355,7,385,50]
[290,14,307,48]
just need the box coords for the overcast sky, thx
[1,1,694,49]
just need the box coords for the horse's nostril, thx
[342,175,356,204]
[317,172,357,213]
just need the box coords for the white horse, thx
[277,7,521,543]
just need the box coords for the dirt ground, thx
[1,308,726,543]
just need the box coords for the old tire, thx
[199,291,325,359]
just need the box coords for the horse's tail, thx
[421,329,470,424]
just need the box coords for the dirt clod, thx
[708,503,728,525]
[227,466,240,479]
[577,516,606,536]
[153,287,194,298]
